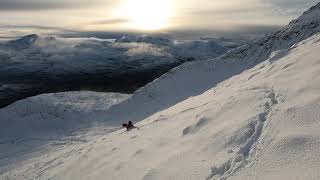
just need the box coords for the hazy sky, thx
[0,0,318,38]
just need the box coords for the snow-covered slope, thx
[103,2,320,124]
[0,91,130,138]
[3,28,320,180]
[0,91,130,175]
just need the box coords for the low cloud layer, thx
[0,34,240,74]
[0,0,113,10]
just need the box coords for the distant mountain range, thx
[0,34,242,108]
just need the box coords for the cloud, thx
[0,25,76,40]
[92,19,130,25]
[112,42,171,57]
[0,0,114,11]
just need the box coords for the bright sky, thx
[0,0,318,37]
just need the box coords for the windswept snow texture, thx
[0,34,239,108]
[3,29,320,180]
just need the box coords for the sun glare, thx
[118,0,172,31]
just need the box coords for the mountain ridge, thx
[104,1,320,124]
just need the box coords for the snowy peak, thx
[115,35,136,43]
[136,35,172,46]
[17,34,39,42]
[6,34,58,49]
[7,34,40,48]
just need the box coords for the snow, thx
[0,91,130,176]
[0,91,131,138]
[1,2,320,180]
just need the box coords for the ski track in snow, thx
[206,88,279,180]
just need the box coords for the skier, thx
[122,121,137,131]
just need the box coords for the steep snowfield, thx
[2,30,320,180]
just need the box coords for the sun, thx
[118,0,172,30]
